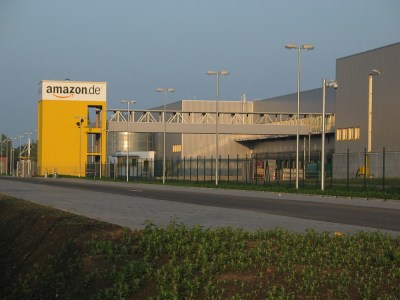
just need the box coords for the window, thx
[348,128,354,140]
[172,144,182,153]
[342,128,348,141]
[336,129,342,141]
[355,127,360,140]
[337,127,360,142]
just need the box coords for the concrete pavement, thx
[0,177,399,235]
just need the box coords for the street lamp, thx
[25,130,35,177]
[155,88,175,184]
[207,70,230,186]
[120,100,136,182]
[17,135,24,177]
[9,137,16,176]
[3,139,11,175]
[321,79,338,191]
[285,43,314,189]
[76,118,85,177]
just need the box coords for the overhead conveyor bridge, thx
[107,109,335,135]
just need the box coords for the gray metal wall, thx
[153,132,181,159]
[249,133,334,155]
[181,100,252,158]
[335,42,400,154]
[182,133,251,158]
[150,100,253,159]
[181,99,253,113]
[253,88,335,114]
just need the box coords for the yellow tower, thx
[37,80,107,177]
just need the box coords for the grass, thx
[144,178,400,200]
[1,194,399,299]
[37,173,400,200]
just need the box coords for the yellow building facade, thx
[38,80,107,177]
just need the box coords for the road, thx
[0,177,399,234]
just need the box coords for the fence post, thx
[255,153,258,185]
[289,152,292,187]
[363,148,367,191]
[245,154,248,184]
[204,156,206,182]
[236,154,239,184]
[227,154,230,183]
[347,149,349,191]
[382,147,385,193]
[219,155,221,183]
[190,156,192,182]
[330,153,333,189]
[183,156,186,181]
[136,159,139,180]
[196,156,199,182]
[302,156,305,189]
[211,155,213,182]
[267,152,270,185]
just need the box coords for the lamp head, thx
[121,99,136,104]
[302,44,314,50]
[207,70,229,76]
[370,69,381,76]
[285,44,298,49]
[326,80,339,89]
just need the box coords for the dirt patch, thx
[0,194,128,299]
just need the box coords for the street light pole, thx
[321,79,338,191]
[207,70,230,186]
[75,118,86,177]
[121,100,136,182]
[0,140,3,175]
[10,138,16,176]
[26,130,35,177]
[285,44,314,190]
[4,139,10,175]
[155,88,175,184]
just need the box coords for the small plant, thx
[2,196,400,299]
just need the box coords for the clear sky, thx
[1,0,399,140]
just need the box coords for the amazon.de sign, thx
[40,80,107,101]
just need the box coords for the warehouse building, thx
[37,43,399,180]
[333,42,400,178]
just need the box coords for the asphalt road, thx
[0,177,399,233]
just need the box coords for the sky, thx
[0,0,399,140]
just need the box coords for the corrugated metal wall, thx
[253,88,335,114]
[180,100,252,158]
[335,42,400,153]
